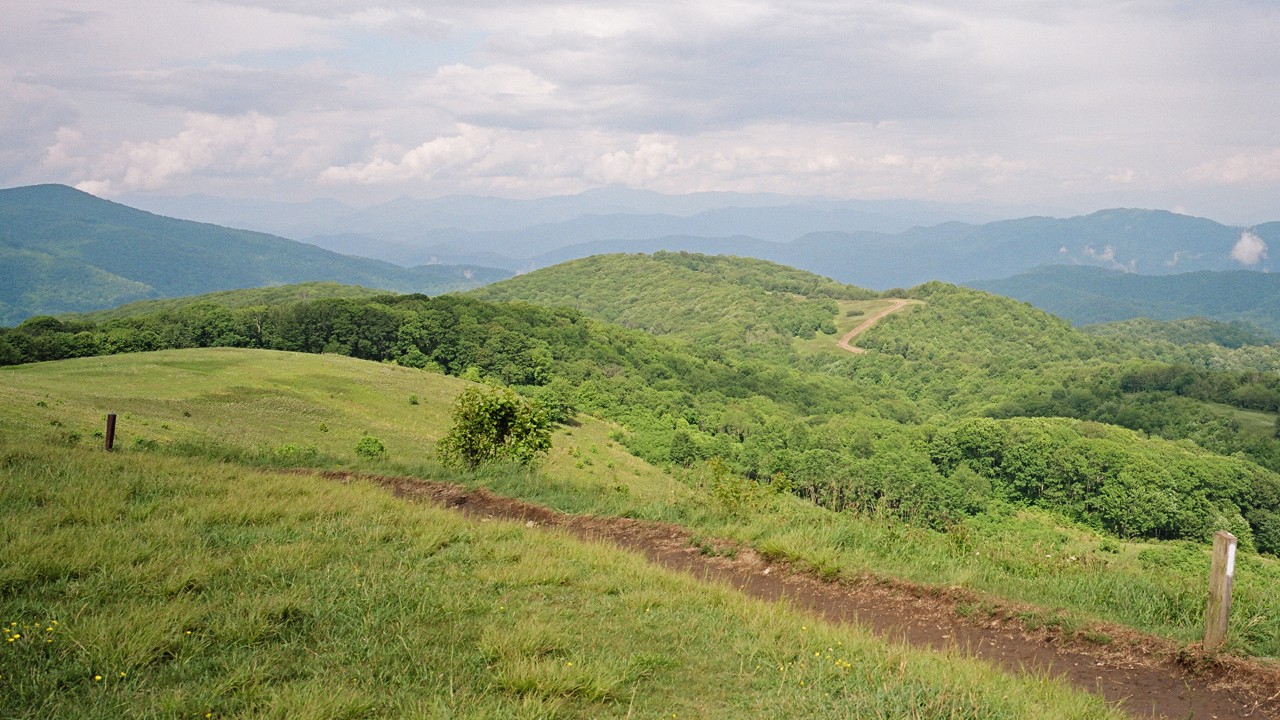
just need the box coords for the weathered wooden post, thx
[1203,530,1237,653]
[104,414,117,452]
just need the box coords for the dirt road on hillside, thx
[837,299,920,354]
[312,469,1280,720]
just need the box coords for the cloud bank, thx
[0,0,1277,221]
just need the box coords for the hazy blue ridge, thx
[0,184,511,324]
[430,208,1260,289]
[969,265,1280,335]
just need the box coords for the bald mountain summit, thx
[0,184,510,325]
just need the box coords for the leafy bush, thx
[355,435,387,460]
[270,443,320,466]
[927,416,1280,552]
[437,387,551,469]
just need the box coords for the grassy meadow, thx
[2,348,1279,662]
[790,299,907,356]
[1206,401,1277,439]
[0,440,1121,718]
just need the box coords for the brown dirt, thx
[312,469,1280,720]
[837,298,921,354]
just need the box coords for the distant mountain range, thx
[969,265,1280,335]
[9,182,1280,327]
[126,188,1280,289]
[126,187,1028,241]
[0,184,510,325]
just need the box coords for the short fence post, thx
[105,414,117,452]
[1203,530,1237,653]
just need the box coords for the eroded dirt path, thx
[837,298,921,354]
[314,470,1280,720]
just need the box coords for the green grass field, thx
[1206,401,1277,439]
[791,299,900,356]
[2,349,1278,661]
[0,443,1119,718]
[0,349,684,508]
[59,282,389,323]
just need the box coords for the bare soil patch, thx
[313,469,1280,719]
[837,298,921,354]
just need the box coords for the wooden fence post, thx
[1203,530,1237,653]
[105,414,117,452]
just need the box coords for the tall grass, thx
[0,444,1118,719]
[3,348,1278,658]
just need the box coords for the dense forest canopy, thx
[8,253,1280,554]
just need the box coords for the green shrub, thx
[437,386,551,469]
[271,443,320,465]
[355,435,387,460]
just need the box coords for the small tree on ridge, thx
[437,386,551,469]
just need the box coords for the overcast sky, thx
[3,1,1279,223]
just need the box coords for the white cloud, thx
[313,122,1047,201]
[319,125,496,184]
[0,68,77,182]
[1083,244,1116,263]
[44,63,375,115]
[44,127,86,170]
[590,137,690,185]
[1188,149,1280,184]
[413,64,564,125]
[2,1,1280,220]
[72,112,283,195]
[1081,243,1137,271]
[1232,230,1268,266]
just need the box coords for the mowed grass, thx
[792,299,916,356]
[0,444,1119,719]
[1206,401,1277,439]
[3,349,1279,658]
[0,348,685,508]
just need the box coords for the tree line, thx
[7,287,1280,554]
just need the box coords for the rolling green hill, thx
[969,265,1280,335]
[60,281,390,323]
[0,184,511,324]
[473,252,876,359]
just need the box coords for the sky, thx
[3,0,1280,224]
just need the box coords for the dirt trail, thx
[313,469,1280,720]
[837,298,920,354]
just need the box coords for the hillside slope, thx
[0,184,510,324]
[0,348,1136,718]
[60,281,390,323]
[472,252,875,358]
[970,265,1280,334]
[5,347,1280,671]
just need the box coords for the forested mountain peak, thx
[0,184,510,324]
